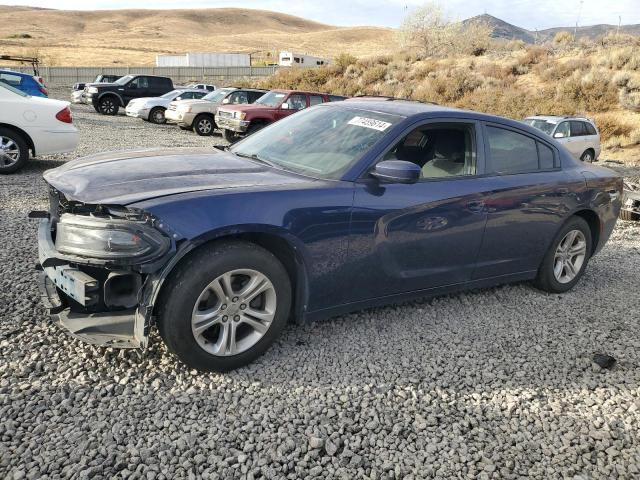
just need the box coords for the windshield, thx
[230,105,404,180]
[114,75,134,86]
[161,90,181,99]
[255,91,287,107]
[203,89,232,102]
[524,118,556,135]
[0,81,28,97]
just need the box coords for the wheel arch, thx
[150,228,309,325]
[0,123,35,155]
[97,91,124,106]
[572,209,600,255]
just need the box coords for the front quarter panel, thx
[130,184,356,312]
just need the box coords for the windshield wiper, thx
[232,151,277,168]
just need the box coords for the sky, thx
[2,0,639,30]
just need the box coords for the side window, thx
[569,121,586,137]
[229,91,249,104]
[193,91,207,99]
[538,142,555,170]
[584,122,597,135]
[486,126,538,174]
[554,122,570,138]
[129,77,149,89]
[309,95,324,106]
[383,123,477,179]
[287,94,307,110]
[248,91,264,102]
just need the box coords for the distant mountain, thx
[465,14,640,43]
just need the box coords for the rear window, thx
[0,72,23,87]
[584,122,597,135]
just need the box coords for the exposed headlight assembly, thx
[234,111,247,120]
[88,87,99,94]
[55,213,170,263]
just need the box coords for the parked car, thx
[523,116,601,162]
[0,69,48,97]
[165,87,268,135]
[125,88,209,124]
[215,90,346,142]
[84,74,174,115]
[620,180,640,221]
[187,83,216,92]
[0,82,77,173]
[72,74,122,103]
[34,99,622,371]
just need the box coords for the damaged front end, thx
[33,186,177,348]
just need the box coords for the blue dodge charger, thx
[35,99,622,371]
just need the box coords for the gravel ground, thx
[1,87,640,479]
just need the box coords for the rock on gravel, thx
[1,87,640,479]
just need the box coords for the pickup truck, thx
[215,90,347,142]
[84,74,174,115]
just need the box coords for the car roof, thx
[525,115,594,123]
[325,100,558,135]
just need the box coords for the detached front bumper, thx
[215,116,249,133]
[125,106,149,119]
[37,219,150,349]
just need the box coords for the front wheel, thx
[0,127,29,174]
[222,129,238,143]
[157,241,292,372]
[580,149,594,163]
[98,96,119,115]
[149,107,166,124]
[534,217,592,293]
[194,114,215,136]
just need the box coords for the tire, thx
[619,209,640,221]
[193,114,215,136]
[246,122,266,136]
[534,216,592,293]
[580,149,595,163]
[98,96,119,115]
[0,127,29,174]
[222,129,237,143]
[149,107,166,124]
[157,241,292,372]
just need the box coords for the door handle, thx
[466,201,485,213]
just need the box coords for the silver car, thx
[523,116,601,162]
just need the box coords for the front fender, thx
[98,91,125,106]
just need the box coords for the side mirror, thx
[554,132,566,138]
[281,102,290,110]
[222,98,230,104]
[371,160,421,184]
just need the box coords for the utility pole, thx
[617,15,622,37]
[573,0,584,41]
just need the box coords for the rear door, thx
[569,121,589,158]
[309,94,325,106]
[473,123,579,279]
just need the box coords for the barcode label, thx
[347,116,392,131]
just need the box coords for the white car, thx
[523,115,601,162]
[0,82,78,174]
[125,89,208,124]
[187,83,216,92]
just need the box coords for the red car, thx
[215,89,347,142]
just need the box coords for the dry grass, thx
[0,7,396,65]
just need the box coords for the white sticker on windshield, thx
[348,116,392,131]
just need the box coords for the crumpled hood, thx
[44,148,312,205]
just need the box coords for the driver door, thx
[347,120,491,301]
[276,93,307,121]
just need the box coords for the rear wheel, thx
[149,107,166,124]
[157,241,292,372]
[534,217,592,293]
[98,96,119,115]
[194,114,215,136]
[0,128,29,174]
[580,149,594,163]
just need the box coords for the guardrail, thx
[0,66,281,85]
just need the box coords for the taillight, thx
[56,107,73,124]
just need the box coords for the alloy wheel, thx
[101,99,116,114]
[581,151,593,162]
[0,136,20,168]
[152,109,165,123]
[553,229,587,283]
[191,269,277,356]
[197,119,212,135]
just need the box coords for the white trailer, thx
[156,53,251,67]
[279,51,330,67]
